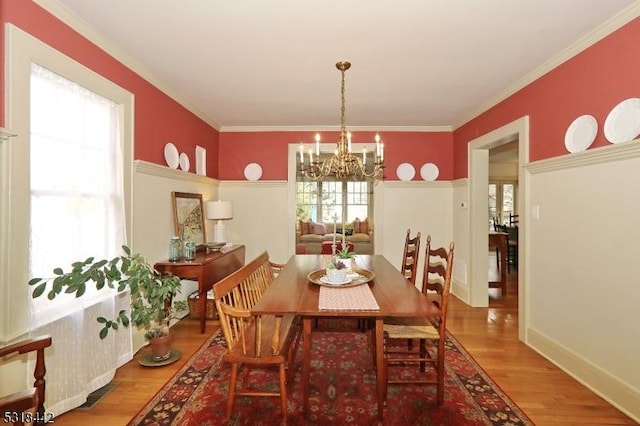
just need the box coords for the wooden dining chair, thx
[506,225,518,272]
[0,335,52,426]
[382,237,455,405]
[213,252,300,423]
[400,229,421,285]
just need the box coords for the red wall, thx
[1,1,220,177]
[453,16,640,178]
[219,130,454,181]
[4,2,639,182]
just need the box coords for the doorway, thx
[468,116,529,341]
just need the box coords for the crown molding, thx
[453,2,640,130]
[33,0,221,131]
[526,139,640,174]
[219,125,452,133]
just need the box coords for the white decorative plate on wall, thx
[396,163,415,181]
[195,145,206,176]
[420,163,440,181]
[604,97,640,144]
[244,163,263,181]
[564,114,597,153]
[179,152,190,171]
[164,142,179,169]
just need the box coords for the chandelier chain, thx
[298,61,385,181]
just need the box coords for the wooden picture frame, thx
[172,192,206,248]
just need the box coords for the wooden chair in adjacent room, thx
[213,252,300,423]
[382,237,455,405]
[0,335,52,426]
[506,225,518,272]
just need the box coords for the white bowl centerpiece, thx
[335,245,356,272]
[325,259,348,283]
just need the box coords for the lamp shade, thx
[206,201,233,220]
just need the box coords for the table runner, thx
[318,284,380,310]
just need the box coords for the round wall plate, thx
[420,163,439,181]
[396,163,415,181]
[164,142,179,169]
[604,98,640,144]
[179,152,190,171]
[564,114,597,153]
[244,163,263,181]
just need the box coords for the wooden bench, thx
[212,251,299,423]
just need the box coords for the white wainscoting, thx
[525,140,640,421]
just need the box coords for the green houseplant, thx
[335,245,356,260]
[29,246,187,355]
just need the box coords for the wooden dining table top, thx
[252,254,441,319]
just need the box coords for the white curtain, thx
[27,62,132,416]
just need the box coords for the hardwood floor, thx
[53,260,635,425]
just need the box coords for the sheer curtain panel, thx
[27,62,131,416]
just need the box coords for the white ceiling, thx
[45,0,638,131]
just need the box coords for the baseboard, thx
[451,279,469,304]
[527,327,640,422]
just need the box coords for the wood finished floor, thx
[53,257,635,425]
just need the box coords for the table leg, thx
[199,289,206,333]
[375,318,385,421]
[302,318,312,417]
[499,236,507,296]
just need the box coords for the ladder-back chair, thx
[383,237,455,405]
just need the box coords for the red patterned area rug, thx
[129,320,533,425]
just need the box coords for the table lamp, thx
[206,200,233,243]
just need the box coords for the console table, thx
[155,245,245,333]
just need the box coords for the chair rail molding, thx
[134,159,217,184]
[526,139,640,174]
[0,128,17,143]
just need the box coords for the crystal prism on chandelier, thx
[298,61,385,181]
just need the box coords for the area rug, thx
[129,320,533,425]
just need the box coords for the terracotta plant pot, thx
[149,333,174,361]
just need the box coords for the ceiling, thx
[46,0,638,131]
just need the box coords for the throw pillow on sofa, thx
[312,222,327,235]
[299,219,313,235]
[353,217,370,234]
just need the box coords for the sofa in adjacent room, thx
[296,218,373,254]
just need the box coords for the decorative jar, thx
[169,236,182,262]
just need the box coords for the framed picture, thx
[172,192,206,248]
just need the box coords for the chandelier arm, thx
[297,61,385,182]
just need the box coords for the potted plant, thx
[325,259,348,284]
[335,245,356,271]
[29,246,187,360]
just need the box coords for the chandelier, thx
[298,61,385,181]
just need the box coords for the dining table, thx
[251,254,442,422]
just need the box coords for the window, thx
[296,179,372,225]
[489,181,517,226]
[29,62,126,320]
[3,25,134,416]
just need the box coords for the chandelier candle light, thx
[299,61,385,181]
